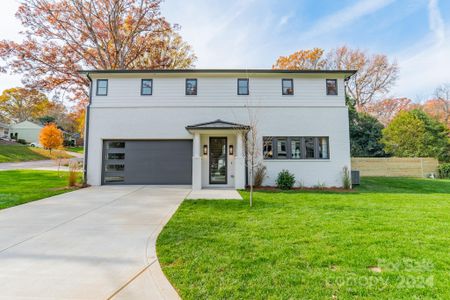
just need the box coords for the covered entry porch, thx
[186,120,249,190]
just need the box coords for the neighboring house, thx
[81,69,356,189]
[9,120,43,144]
[0,122,9,138]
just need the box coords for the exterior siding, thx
[90,75,346,107]
[87,106,351,187]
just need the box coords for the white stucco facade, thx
[84,70,354,188]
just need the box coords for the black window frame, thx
[185,78,198,95]
[326,79,338,96]
[237,78,249,95]
[263,136,330,160]
[282,79,294,95]
[141,79,153,96]
[96,79,108,96]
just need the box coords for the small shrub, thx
[68,161,80,187]
[342,166,352,189]
[438,163,450,179]
[276,169,295,190]
[253,164,266,187]
[17,139,27,144]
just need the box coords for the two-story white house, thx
[81,69,356,189]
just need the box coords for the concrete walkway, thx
[0,185,190,299]
[187,189,243,200]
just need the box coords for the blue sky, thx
[1,0,449,101]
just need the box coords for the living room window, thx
[263,137,330,160]
[141,79,153,95]
[326,79,338,95]
[186,79,197,95]
[237,78,249,95]
[282,79,294,95]
[96,79,108,96]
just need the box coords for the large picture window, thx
[263,136,330,160]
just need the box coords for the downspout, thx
[83,74,93,185]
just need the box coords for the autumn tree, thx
[39,123,64,154]
[0,0,196,105]
[0,88,50,123]
[365,97,415,126]
[273,46,399,111]
[382,110,450,160]
[422,84,450,129]
[273,48,326,70]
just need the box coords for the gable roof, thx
[186,119,250,130]
[10,120,43,129]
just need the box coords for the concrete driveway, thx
[0,185,190,300]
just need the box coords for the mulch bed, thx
[250,186,355,192]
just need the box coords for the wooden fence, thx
[351,157,439,177]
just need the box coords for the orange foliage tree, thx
[0,0,196,105]
[273,46,399,111]
[365,97,416,126]
[39,123,63,154]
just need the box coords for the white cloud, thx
[391,0,450,100]
[300,0,396,41]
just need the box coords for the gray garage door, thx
[102,140,192,185]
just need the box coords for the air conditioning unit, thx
[351,170,360,185]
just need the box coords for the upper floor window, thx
[263,136,330,160]
[141,79,153,95]
[326,79,338,95]
[96,79,108,96]
[282,79,294,95]
[237,78,249,95]
[186,79,197,95]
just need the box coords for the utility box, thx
[351,170,360,185]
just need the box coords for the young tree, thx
[39,123,63,154]
[0,0,196,104]
[382,110,450,160]
[0,88,50,123]
[348,98,385,157]
[273,46,399,111]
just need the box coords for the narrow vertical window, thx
[318,137,329,159]
[305,137,315,159]
[276,138,287,158]
[186,79,197,95]
[326,79,338,95]
[282,79,294,95]
[263,137,273,159]
[96,79,108,96]
[290,138,301,159]
[237,78,249,95]
[141,79,153,95]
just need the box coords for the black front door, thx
[209,137,227,184]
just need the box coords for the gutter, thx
[83,73,93,185]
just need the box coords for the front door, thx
[209,137,227,184]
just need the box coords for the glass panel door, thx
[209,137,227,184]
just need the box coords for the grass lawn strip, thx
[157,177,450,299]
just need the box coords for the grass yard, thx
[0,144,72,163]
[157,177,450,299]
[0,170,78,209]
[67,146,84,154]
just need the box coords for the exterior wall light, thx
[229,145,234,155]
[203,145,208,155]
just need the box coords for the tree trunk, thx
[249,168,253,207]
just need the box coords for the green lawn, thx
[157,177,450,299]
[67,146,84,154]
[0,170,77,209]
[0,144,48,162]
[0,144,72,163]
